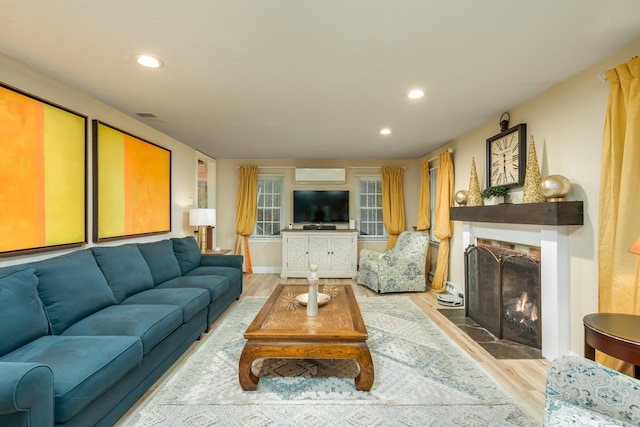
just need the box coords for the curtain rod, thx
[599,55,638,82]
[427,148,454,163]
[235,165,407,169]
[235,165,296,169]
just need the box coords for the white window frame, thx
[429,166,440,243]
[356,175,387,240]
[252,174,285,239]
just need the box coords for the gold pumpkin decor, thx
[540,174,572,201]
[467,157,483,206]
[454,190,469,206]
[522,136,545,203]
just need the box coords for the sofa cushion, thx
[171,236,202,275]
[156,274,230,302]
[137,240,182,285]
[60,304,182,355]
[0,268,50,356]
[186,265,242,290]
[121,287,210,323]
[93,245,154,303]
[0,335,142,424]
[34,250,116,334]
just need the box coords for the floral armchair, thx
[544,355,640,426]
[356,231,429,293]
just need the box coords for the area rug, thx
[120,296,538,427]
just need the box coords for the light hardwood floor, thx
[117,274,549,424]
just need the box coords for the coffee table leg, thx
[239,343,259,391]
[354,344,374,391]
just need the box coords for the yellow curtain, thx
[234,166,258,273]
[382,167,406,249]
[597,57,640,373]
[416,161,432,282]
[431,151,454,293]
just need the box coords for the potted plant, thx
[481,186,508,205]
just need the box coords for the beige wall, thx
[0,52,200,267]
[215,159,422,272]
[420,38,640,356]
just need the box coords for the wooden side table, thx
[583,313,640,379]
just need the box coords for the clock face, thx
[486,123,526,189]
[490,131,519,186]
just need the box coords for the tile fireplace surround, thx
[451,202,583,360]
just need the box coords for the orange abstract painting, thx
[0,84,86,255]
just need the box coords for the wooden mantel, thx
[450,201,583,226]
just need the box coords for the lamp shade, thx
[189,208,216,226]
[630,233,640,256]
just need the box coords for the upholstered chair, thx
[357,231,429,293]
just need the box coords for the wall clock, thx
[486,123,526,188]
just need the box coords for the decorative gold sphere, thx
[540,174,572,202]
[455,190,469,206]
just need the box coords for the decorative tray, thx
[295,293,331,306]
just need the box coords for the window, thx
[357,176,386,238]
[254,175,284,237]
[197,159,208,208]
[429,166,440,243]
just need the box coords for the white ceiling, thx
[1,1,639,159]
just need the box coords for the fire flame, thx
[516,292,528,312]
[513,292,539,323]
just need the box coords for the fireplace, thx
[450,202,583,359]
[458,221,573,359]
[466,241,541,349]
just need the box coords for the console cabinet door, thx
[331,234,355,274]
[283,234,309,277]
[309,235,331,272]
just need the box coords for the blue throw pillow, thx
[171,236,202,275]
[0,268,50,356]
[93,245,155,303]
[34,250,116,334]
[137,240,182,285]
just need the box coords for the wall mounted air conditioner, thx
[295,168,346,184]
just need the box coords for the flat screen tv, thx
[293,190,349,223]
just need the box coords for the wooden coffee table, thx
[239,284,374,391]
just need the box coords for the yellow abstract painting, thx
[93,121,171,241]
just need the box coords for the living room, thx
[2,3,640,426]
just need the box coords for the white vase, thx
[307,276,319,316]
[483,196,504,206]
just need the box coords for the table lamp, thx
[630,233,640,255]
[189,208,216,252]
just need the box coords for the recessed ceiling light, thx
[136,55,163,68]
[408,89,424,99]
[380,128,391,135]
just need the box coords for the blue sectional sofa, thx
[0,236,242,427]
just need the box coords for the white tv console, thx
[281,229,358,279]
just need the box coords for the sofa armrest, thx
[0,362,54,426]
[200,254,243,270]
[544,355,640,426]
